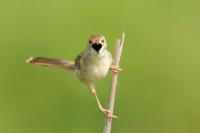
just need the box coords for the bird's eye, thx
[89,40,92,44]
[101,39,104,43]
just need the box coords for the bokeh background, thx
[0,0,200,133]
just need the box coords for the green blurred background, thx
[0,0,200,133]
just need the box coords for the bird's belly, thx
[80,60,110,82]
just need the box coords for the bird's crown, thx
[88,34,107,46]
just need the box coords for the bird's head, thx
[88,34,107,54]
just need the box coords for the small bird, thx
[27,34,121,118]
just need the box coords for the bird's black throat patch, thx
[92,43,102,53]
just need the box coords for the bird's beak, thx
[92,43,103,53]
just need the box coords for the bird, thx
[26,34,121,118]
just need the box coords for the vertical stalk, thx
[103,33,125,133]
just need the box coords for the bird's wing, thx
[74,51,84,70]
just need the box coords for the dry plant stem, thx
[103,33,125,133]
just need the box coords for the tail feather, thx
[26,57,75,70]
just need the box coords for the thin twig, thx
[103,33,125,133]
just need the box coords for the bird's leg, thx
[110,64,122,73]
[90,88,118,118]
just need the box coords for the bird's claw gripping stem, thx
[110,65,122,73]
[100,108,118,119]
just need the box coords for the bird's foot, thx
[100,108,118,118]
[110,65,122,73]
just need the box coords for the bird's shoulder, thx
[74,49,88,69]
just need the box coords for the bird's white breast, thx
[79,50,112,82]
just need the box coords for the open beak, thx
[92,43,103,53]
